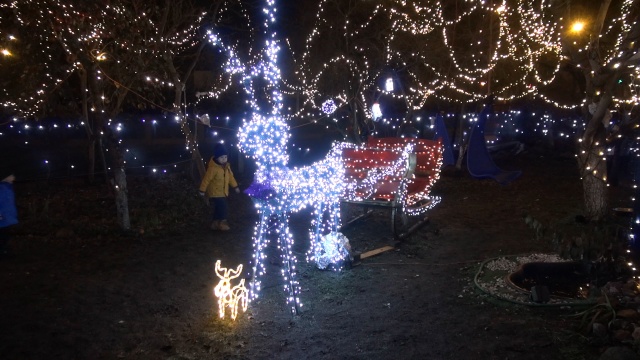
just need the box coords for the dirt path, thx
[0,152,627,359]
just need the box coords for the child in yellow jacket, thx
[199,144,240,231]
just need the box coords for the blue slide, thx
[466,105,521,185]
[433,113,455,167]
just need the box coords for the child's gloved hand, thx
[235,187,241,194]
[199,191,205,197]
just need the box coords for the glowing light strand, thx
[213,260,249,321]
[210,0,348,314]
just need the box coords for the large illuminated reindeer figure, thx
[207,1,345,314]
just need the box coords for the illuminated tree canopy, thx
[274,0,567,141]
[2,0,639,186]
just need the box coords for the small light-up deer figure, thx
[207,0,346,315]
[213,260,248,320]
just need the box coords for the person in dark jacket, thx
[199,144,240,231]
[0,168,17,257]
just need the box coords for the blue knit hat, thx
[213,143,228,159]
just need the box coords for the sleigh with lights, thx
[340,137,444,240]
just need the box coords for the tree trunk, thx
[455,144,466,170]
[397,108,414,137]
[576,116,610,221]
[97,137,109,184]
[397,80,414,138]
[582,171,608,221]
[573,0,615,222]
[100,122,131,230]
[350,100,362,145]
[180,118,206,180]
[112,167,130,230]
[576,114,609,221]
[88,62,131,230]
[100,123,131,230]
[454,109,467,170]
[163,50,206,181]
[78,67,96,183]
[172,86,205,181]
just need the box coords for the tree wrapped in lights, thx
[0,3,66,116]
[379,0,564,141]
[559,0,640,220]
[1,1,144,228]
[1,0,236,229]
[287,0,395,144]
[384,0,562,105]
[286,0,564,140]
[288,0,635,213]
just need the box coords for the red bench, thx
[367,137,443,215]
[340,138,443,240]
[342,145,413,202]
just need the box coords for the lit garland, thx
[4,0,637,146]
[280,0,566,134]
[630,136,640,280]
[1,1,210,117]
[0,0,255,179]
[213,260,249,321]
[275,0,636,138]
[5,0,638,180]
[0,109,587,181]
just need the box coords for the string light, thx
[213,260,249,321]
[281,0,565,134]
[0,108,588,181]
[1,1,210,117]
